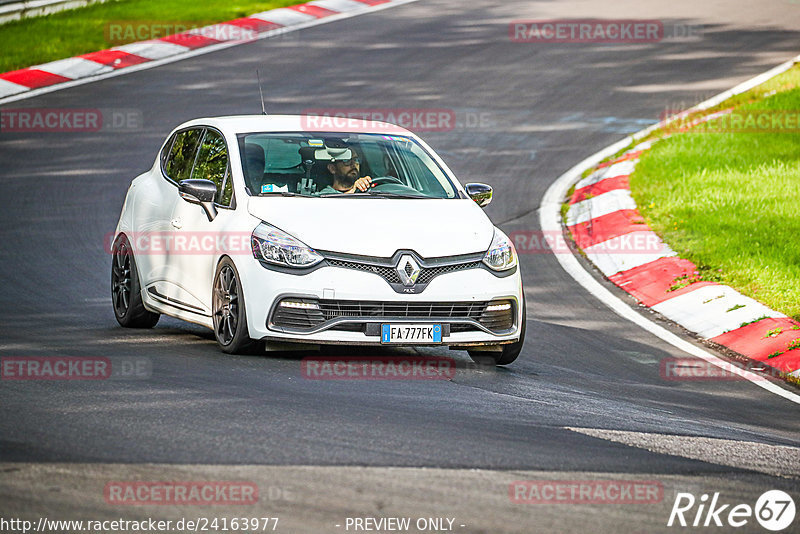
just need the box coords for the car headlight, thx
[482,228,517,271]
[251,222,323,268]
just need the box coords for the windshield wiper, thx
[258,191,298,197]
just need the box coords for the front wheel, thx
[468,297,526,366]
[212,258,259,354]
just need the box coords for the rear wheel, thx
[212,258,259,354]
[111,235,160,328]
[468,296,526,366]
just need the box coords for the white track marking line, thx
[568,427,800,477]
[539,54,800,405]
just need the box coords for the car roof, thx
[178,114,416,137]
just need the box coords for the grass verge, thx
[630,64,800,321]
[0,0,299,73]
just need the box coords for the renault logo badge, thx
[396,255,421,286]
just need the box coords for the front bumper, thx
[236,257,523,347]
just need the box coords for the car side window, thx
[165,128,203,183]
[160,134,176,170]
[191,129,233,207]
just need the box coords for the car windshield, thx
[237,132,458,198]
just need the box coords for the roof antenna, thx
[256,69,267,115]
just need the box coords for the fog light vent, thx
[478,300,514,332]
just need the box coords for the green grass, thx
[0,0,299,73]
[630,65,800,321]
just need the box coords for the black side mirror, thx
[465,183,493,208]
[179,179,218,221]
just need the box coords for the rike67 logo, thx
[668,490,795,531]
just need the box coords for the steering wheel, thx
[369,176,403,187]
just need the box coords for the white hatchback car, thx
[111,115,525,365]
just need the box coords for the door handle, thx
[171,217,182,229]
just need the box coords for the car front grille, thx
[416,261,484,284]
[318,300,487,320]
[270,298,515,335]
[324,256,483,288]
[327,259,402,284]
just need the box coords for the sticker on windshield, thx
[261,184,289,194]
[307,139,324,147]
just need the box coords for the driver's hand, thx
[348,176,373,193]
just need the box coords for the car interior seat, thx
[243,142,266,193]
[260,147,301,193]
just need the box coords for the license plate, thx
[381,324,442,344]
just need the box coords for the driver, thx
[317,148,374,194]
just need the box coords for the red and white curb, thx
[540,53,800,402]
[0,0,411,101]
[565,142,800,377]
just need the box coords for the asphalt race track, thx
[1,1,800,532]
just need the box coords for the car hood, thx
[247,197,494,258]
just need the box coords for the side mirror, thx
[465,183,493,208]
[179,179,218,221]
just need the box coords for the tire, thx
[212,257,259,354]
[468,296,526,366]
[111,235,160,328]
